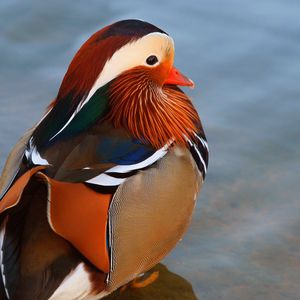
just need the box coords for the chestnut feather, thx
[106,67,200,149]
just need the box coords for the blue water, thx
[1,1,300,299]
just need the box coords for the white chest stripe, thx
[187,139,207,174]
[194,133,209,151]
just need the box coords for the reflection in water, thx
[105,264,197,300]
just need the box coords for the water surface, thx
[1,1,300,299]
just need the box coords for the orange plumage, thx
[106,67,200,149]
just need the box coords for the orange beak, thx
[164,66,195,88]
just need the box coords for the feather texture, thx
[106,70,201,149]
[0,19,209,299]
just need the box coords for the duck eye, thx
[146,55,158,66]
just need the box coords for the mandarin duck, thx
[0,19,208,300]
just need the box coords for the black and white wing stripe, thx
[187,133,209,179]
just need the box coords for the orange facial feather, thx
[106,67,200,149]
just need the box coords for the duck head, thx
[49,19,200,149]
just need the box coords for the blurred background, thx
[0,1,300,299]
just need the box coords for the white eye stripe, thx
[84,32,173,106]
